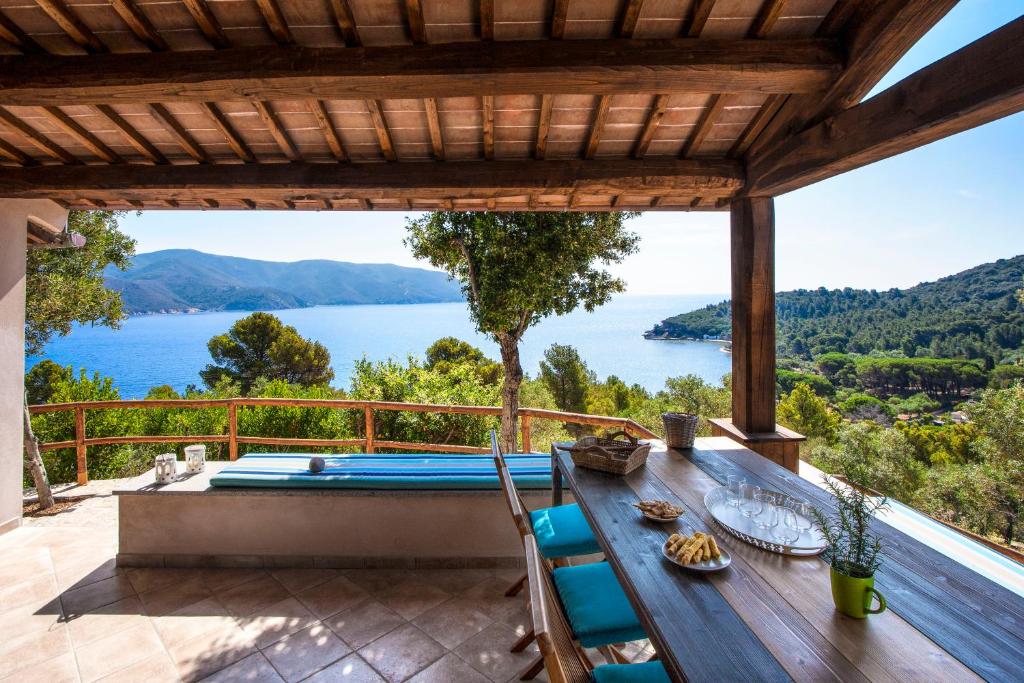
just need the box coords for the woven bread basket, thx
[662,412,699,449]
[567,430,651,475]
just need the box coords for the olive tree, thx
[405,211,639,451]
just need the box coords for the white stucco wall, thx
[0,200,68,534]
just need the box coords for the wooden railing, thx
[27,398,660,485]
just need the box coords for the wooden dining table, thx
[551,437,1024,683]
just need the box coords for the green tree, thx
[25,360,73,405]
[967,383,1024,544]
[810,423,926,502]
[657,374,731,435]
[777,369,834,397]
[777,383,840,443]
[539,344,592,414]
[424,337,501,384]
[200,312,334,393]
[405,211,639,450]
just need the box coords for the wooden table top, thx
[552,437,1024,683]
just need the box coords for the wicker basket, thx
[662,412,699,449]
[567,430,651,475]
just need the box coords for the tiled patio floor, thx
[0,494,575,682]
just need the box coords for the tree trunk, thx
[23,395,54,510]
[497,333,523,453]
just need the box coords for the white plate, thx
[662,539,731,573]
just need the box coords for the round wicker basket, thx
[662,412,699,449]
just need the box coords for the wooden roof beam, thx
[681,94,726,158]
[255,0,294,45]
[405,0,427,44]
[0,107,79,163]
[365,100,397,162]
[551,0,569,39]
[584,95,612,159]
[482,95,494,160]
[308,100,347,162]
[633,94,667,158]
[424,98,444,161]
[0,39,843,106]
[148,103,208,163]
[95,104,167,164]
[181,0,230,49]
[535,95,552,160]
[619,0,645,38]
[0,10,44,54]
[0,137,34,166]
[110,0,168,51]
[682,0,716,38]
[749,0,786,39]
[200,102,255,163]
[35,0,106,53]
[252,100,301,161]
[330,0,361,46]
[746,15,1024,197]
[41,106,122,163]
[480,0,494,40]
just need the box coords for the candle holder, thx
[184,445,206,474]
[154,453,177,484]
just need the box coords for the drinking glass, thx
[786,500,814,533]
[774,508,801,544]
[739,483,762,518]
[726,475,743,508]
[753,494,780,532]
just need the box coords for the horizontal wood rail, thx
[27,398,660,485]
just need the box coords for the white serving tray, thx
[703,486,826,556]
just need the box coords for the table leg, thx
[551,449,563,507]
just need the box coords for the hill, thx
[648,256,1024,362]
[105,249,463,314]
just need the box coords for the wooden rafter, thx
[0,107,78,163]
[307,100,347,162]
[41,106,122,163]
[749,0,786,39]
[681,94,725,158]
[535,95,553,160]
[747,15,1024,196]
[109,0,168,51]
[584,95,612,159]
[0,137,34,165]
[200,102,255,163]
[424,98,445,161]
[405,0,427,44]
[252,100,300,161]
[35,0,106,53]
[619,0,645,38]
[551,0,569,39]
[255,0,294,45]
[0,39,842,106]
[365,100,397,162]
[181,0,230,49]
[682,0,716,37]
[633,94,668,159]
[728,95,783,158]
[480,0,494,40]
[815,0,859,37]
[482,96,494,160]
[0,10,44,54]
[148,103,208,163]
[329,0,360,46]
[94,104,167,164]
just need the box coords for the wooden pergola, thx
[1,0,1022,465]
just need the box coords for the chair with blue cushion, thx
[525,534,668,683]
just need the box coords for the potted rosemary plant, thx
[812,475,888,619]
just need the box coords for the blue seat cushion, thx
[552,561,646,648]
[592,662,671,683]
[530,504,602,558]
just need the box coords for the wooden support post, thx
[227,401,238,460]
[364,406,375,454]
[520,415,532,454]
[74,406,87,484]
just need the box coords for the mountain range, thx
[104,250,463,314]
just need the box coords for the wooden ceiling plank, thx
[729,94,784,158]
[365,99,397,162]
[358,198,371,210]
[255,0,295,45]
[148,103,208,163]
[480,0,494,40]
[619,0,645,38]
[110,0,168,51]
[682,0,716,37]
[329,0,361,46]
[35,0,106,53]
[424,97,445,161]
[181,0,230,49]
[749,0,787,39]
[252,100,301,161]
[584,95,612,159]
[815,0,859,38]
[0,137,34,165]
[551,0,569,39]
[308,100,347,162]
[535,95,553,160]
[95,104,167,164]
[482,95,494,160]
[405,0,427,44]
[0,107,79,164]
[681,94,726,158]
[41,106,122,163]
[633,93,668,159]
[0,10,45,54]
[242,199,257,209]
[200,102,256,163]
[747,15,1024,196]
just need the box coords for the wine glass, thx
[753,494,780,532]
[739,483,762,518]
[726,474,743,508]
[774,508,801,544]
[786,500,814,533]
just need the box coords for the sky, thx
[119,0,1024,296]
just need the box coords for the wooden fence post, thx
[74,406,87,485]
[364,406,375,454]
[520,415,532,453]
[228,401,238,460]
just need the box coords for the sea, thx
[31,294,731,398]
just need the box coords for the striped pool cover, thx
[208,452,561,490]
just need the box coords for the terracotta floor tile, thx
[0,597,64,642]
[216,574,291,618]
[237,596,319,649]
[375,578,451,621]
[340,570,416,596]
[201,568,267,594]
[98,651,180,682]
[198,652,284,683]
[415,569,494,596]
[0,624,73,679]
[75,620,165,682]
[139,574,214,617]
[55,557,121,593]
[262,622,351,682]
[270,568,337,595]
[407,653,491,683]
[61,574,136,618]
[325,599,405,650]
[127,567,201,594]
[0,651,79,683]
[296,575,370,620]
[453,622,540,683]
[151,596,237,649]
[0,573,58,613]
[167,618,257,683]
[303,654,385,683]
[67,595,147,648]
[358,624,446,683]
[411,598,492,650]
[457,578,527,624]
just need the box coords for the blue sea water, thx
[32,294,731,398]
